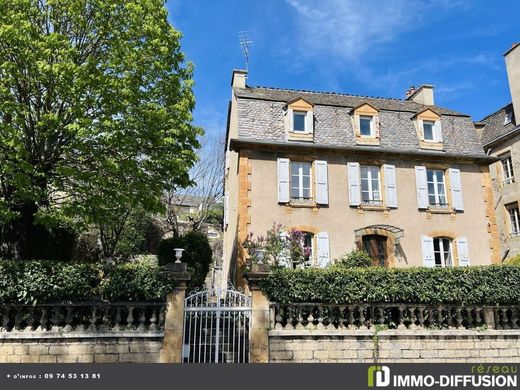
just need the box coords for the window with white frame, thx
[427,169,447,207]
[292,111,308,132]
[507,203,520,236]
[421,119,442,143]
[360,165,382,205]
[359,115,374,137]
[505,111,513,126]
[290,162,312,200]
[502,155,515,184]
[433,237,453,267]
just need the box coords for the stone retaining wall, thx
[0,333,163,363]
[269,330,520,363]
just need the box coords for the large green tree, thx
[0,0,200,259]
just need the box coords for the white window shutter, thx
[348,162,361,206]
[456,237,470,267]
[305,111,314,134]
[383,164,398,208]
[277,158,290,203]
[449,168,464,211]
[434,120,443,142]
[421,235,435,267]
[224,193,229,227]
[315,160,328,205]
[316,232,330,268]
[415,166,428,209]
[288,108,294,131]
[418,119,424,140]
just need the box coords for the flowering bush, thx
[242,222,312,268]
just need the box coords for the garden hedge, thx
[260,265,520,305]
[0,260,175,304]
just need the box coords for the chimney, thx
[406,84,434,106]
[231,69,247,89]
[504,43,520,126]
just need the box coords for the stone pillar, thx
[245,268,271,363]
[159,263,191,363]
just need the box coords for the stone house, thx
[476,43,520,260]
[223,70,499,286]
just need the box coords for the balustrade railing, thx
[271,303,520,331]
[0,302,165,333]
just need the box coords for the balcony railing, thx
[0,302,165,333]
[270,303,519,331]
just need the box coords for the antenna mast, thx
[238,31,253,70]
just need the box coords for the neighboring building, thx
[476,43,520,260]
[223,70,499,286]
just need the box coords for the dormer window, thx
[292,111,308,132]
[351,103,380,145]
[414,109,443,149]
[505,111,513,126]
[285,98,314,141]
[359,116,375,137]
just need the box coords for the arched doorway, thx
[362,234,388,267]
[354,225,404,267]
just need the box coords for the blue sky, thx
[168,0,520,137]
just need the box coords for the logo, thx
[368,366,391,388]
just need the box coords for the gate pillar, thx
[245,270,271,363]
[159,263,191,363]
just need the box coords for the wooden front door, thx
[362,235,388,267]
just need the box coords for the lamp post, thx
[174,248,185,264]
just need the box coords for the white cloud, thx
[285,0,420,61]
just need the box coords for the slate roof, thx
[479,103,518,146]
[233,86,486,157]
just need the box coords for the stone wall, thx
[269,330,520,363]
[0,333,163,363]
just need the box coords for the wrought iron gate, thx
[182,284,251,363]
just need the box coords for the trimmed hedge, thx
[260,265,520,305]
[0,260,175,304]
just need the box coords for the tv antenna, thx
[238,31,253,70]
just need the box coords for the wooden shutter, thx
[434,120,443,142]
[456,237,470,267]
[383,164,398,208]
[305,111,314,134]
[449,168,464,211]
[421,235,435,267]
[316,232,330,268]
[415,166,428,209]
[347,162,361,206]
[277,158,290,203]
[315,160,328,205]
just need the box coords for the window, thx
[290,162,312,200]
[502,156,515,184]
[427,169,447,207]
[505,111,513,125]
[359,116,374,137]
[360,166,382,205]
[433,237,453,267]
[292,111,307,132]
[507,203,520,236]
[423,120,435,141]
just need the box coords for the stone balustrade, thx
[271,303,520,330]
[0,302,165,333]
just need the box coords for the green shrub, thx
[0,260,175,304]
[0,260,101,304]
[334,250,372,268]
[100,262,174,302]
[505,255,520,266]
[260,265,520,305]
[157,231,212,288]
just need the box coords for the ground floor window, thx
[433,237,453,267]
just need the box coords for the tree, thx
[0,0,201,259]
[165,131,224,236]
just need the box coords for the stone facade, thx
[269,331,520,363]
[0,335,162,363]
